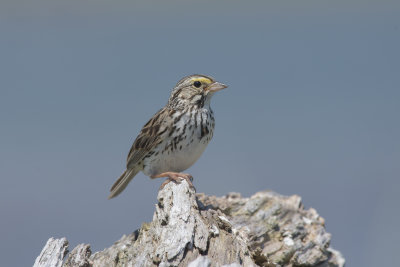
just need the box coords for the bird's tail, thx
[108,168,139,199]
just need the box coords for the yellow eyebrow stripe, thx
[190,77,213,84]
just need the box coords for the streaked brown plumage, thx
[108,74,227,199]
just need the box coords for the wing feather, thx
[126,107,171,169]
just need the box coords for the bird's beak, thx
[206,82,228,93]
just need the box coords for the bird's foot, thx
[153,172,194,190]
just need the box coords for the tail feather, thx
[108,168,139,199]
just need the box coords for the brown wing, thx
[126,107,170,169]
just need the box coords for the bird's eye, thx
[193,81,201,88]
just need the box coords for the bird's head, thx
[168,74,227,109]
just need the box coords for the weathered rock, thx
[64,244,92,267]
[34,180,345,266]
[34,237,68,267]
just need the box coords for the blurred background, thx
[1,1,399,266]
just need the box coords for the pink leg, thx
[151,172,194,189]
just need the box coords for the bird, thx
[108,74,228,199]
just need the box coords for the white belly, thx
[143,137,207,176]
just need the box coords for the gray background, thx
[1,1,399,266]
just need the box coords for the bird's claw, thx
[158,172,195,190]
